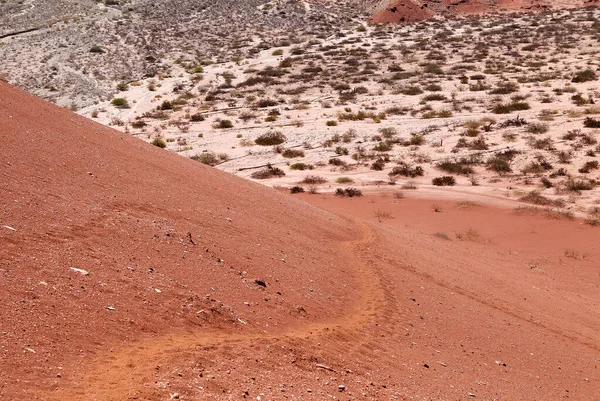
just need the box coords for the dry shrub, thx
[513,206,574,220]
[455,228,489,243]
[519,191,564,207]
[374,210,393,220]
[301,175,327,185]
[455,200,481,209]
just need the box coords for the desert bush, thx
[111,97,129,108]
[326,120,338,126]
[572,69,597,83]
[584,117,600,128]
[489,81,519,95]
[160,100,173,111]
[526,122,549,134]
[290,186,305,194]
[455,228,487,242]
[520,191,564,207]
[329,158,347,167]
[373,141,393,152]
[432,176,456,186]
[251,164,285,179]
[399,86,423,95]
[282,149,305,158]
[130,120,147,129]
[255,131,286,146]
[492,102,530,114]
[437,160,474,175]
[579,160,599,173]
[190,113,205,122]
[116,83,128,91]
[389,163,424,178]
[371,158,386,171]
[151,137,167,148]
[423,93,447,101]
[586,207,600,226]
[336,177,354,184]
[214,119,233,129]
[191,152,220,166]
[89,45,104,53]
[335,187,362,197]
[290,163,312,171]
[564,178,596,192]
[422,109,453,119]
[257,98,278,108]
[302,175,327,184]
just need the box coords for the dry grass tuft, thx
[455,228,490,243]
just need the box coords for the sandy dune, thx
[1,80,600,399]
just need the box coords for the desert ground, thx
[71,7,600,222]
[2,73,600,400]
[1,1,600,400]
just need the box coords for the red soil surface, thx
[1,81,600,400]
[371,0,599,23]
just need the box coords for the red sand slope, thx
[371,0,600,23]
[1,81,599,400]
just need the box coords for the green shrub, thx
[336,177,354,184]
[486,156,511,173]
[272,49,284,56]
[290,163,311,170]
[282,149,305,158]
[151,137,167,148]
[215,119,233,129]
[255,131,286,146]
[326,120,338,126]
[329,158,347,167]
[191,152,219,166]
[111,97,129,108]
[116,82,128,91]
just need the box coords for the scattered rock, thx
[70,267,89,276]
[316,364,335,372]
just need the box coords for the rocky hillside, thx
[0,0,364,107]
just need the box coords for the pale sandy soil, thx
[78,8,600,220]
